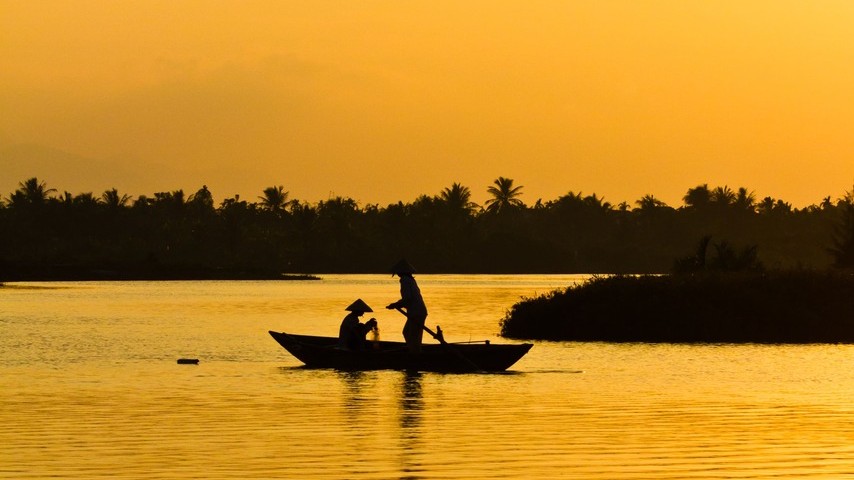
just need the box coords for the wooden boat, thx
[269,330,533,373]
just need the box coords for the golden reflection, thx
[339,370,369,416]
[334,370,382,478]
[398,371,424,480]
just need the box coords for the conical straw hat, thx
[345,298,373,312]
[390,259,416,276]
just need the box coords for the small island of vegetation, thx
[500,271,854,343]
[501,227,854,343]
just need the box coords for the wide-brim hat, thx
[345,298,373,312]
[390,259,416,276]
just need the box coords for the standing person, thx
[338,299,377,350]
[386,259,428,353]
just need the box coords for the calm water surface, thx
[2,275,853,479]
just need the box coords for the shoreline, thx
[0,267,321,282]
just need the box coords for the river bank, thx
[0,265,320,282]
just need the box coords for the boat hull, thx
[269,331,532,373]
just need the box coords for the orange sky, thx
[2,0,853,207]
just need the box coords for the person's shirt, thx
[398,275,427,316]
[338,312,360,348]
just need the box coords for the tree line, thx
[1,176,852,279]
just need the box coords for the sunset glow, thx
[2,1,853,207]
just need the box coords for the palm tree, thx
[682,184,711,209]
[153,190,186,208]
[583,193,611,211]
[673,235,713,273]
[775,199,792,214]
[733,187,756,211]
[549,191,584,210]
[709,240,763,271]
[757,196,791,215]
[711,186,736,206]
[439,183,477,213]
[101,188,132,208]
[757,196,775,215]
[675,235,763,273]
[635,194,667,211]
[8,177,56,206]
[73,192,99,206]
[484,177,524,213]
[259,185,289,212]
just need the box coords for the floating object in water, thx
[177,358,199,364]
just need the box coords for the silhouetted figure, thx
[386,259,428,353]
[338,299,379,350]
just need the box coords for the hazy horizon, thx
[2,138,851,208]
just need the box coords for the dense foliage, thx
[1,177,853,279]
[499,272,854,343]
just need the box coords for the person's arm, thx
[387,278,413,309]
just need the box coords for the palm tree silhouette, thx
[72,192,99,206]
[485,177,524,213]
[439,183,478,213]
[683,184,711,209]
[153,190,186,208]
[101,188,132,208]
[259,185,289,212]
[733,187,756,212]
[711,186,736,206]
[635,194,667,211]
[9,177,56,206]
[583,193,611,211]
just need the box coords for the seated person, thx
[338,299,379,350]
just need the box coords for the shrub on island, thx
[499,271,854,343]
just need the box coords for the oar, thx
[392,307,483,372]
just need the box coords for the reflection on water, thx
[2,277,854,479]
[340,370,370,415]
[335,370,426,480]
[399,372,423,480]
[399,372,423,432]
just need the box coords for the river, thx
[2,275,853,479]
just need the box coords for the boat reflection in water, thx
[333,370,426,479]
